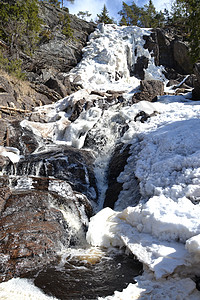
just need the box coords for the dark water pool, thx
[24,248,143,300]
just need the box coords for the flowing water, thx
[23,248,142,300]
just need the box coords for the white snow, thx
[0,146,21,164]
[68,24,165,91]
[0,278,58,300]
[87,94,200,297]
[98,274,200,300]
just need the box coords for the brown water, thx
[24,248,143,300]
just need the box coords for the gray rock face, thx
[143,28,193,76]
[134,56,149,79]
[16,2,96,104]
[173,40,192,74]
[132,80,164,103]
[23,2,96,80]
[104,144,131,209]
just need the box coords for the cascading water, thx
[1,23,200,299]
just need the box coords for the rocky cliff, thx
[0,2,96,123]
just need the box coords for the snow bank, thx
[99,274,200,300]
[87,96,200,288]
[0,278,58,300]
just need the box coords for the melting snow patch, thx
[0,278,58,300]
[98,274,199,300]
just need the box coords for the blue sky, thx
[65,0,173,21]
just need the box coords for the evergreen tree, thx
[97,5,114,24]
[154,11,165,28]
[142,0,157,27]
[118,1,141,26]
[48,0,61,7]
[119,16,128,26]
[170,0,187,30]
[0,0,41,57]
[58,10,73,38]
[175,0,200,62]
[118,1,163,28]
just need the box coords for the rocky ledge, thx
[0,175,93,282]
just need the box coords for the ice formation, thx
[0,146,21,164]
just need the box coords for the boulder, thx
[31,83,61,103]
[0,176,93,282]
[4,143,97,202]
[132,80,164,103]
[44,77,67,98]
[173,40,193,74]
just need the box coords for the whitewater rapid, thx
[1,24,200,299]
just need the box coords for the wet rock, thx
[134,111,159,123]
[4,146,98,202]
[0,175,93,282]
[132,80,164,103]
[0,181,67,281]
[0,156,10,169]
[104,144,131,209]
[0,120,41,155]
[166,79,180,87]
[184,74,196,88]
[62,75,83,94]
[69,98,87,122]
[134,111,150,123]
[133,55,149,79]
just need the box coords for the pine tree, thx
[0,0,41,57]
[118,2,141,26]
[97,5,114,24]
[177,0,200,62]
[48,0,61,7]
[142,0,157,27]
[118,1,163,28]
